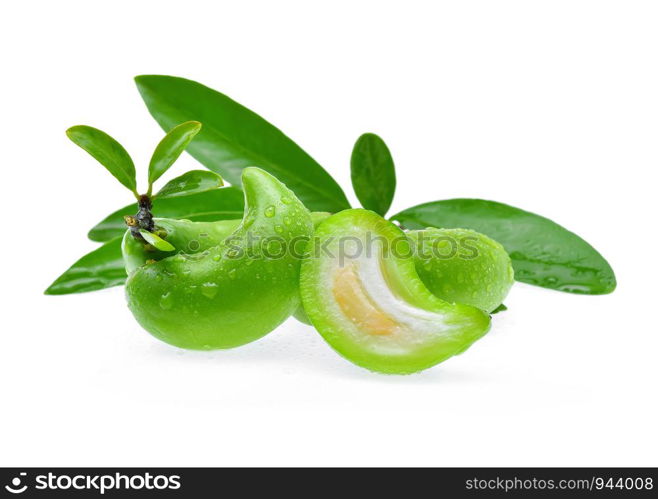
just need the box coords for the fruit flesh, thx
[124,167,313,350]
[333,264,398,335]
[407,228,514,313]
[300,209,490,374]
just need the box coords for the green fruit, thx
[407,228,514,313]
[124,167,313,350]
[300,209,491,374]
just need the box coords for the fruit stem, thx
[125,194,155,242]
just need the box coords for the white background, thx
[1,0,656,466]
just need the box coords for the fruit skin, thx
[292,211,331,325]
[300,209,491,374]
[124,167,313,350]
[122,218,240,274]
[407,228,514,313]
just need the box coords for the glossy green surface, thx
[138,230,176,252]
[125,167,313,350]
[148,121,201,188]
[89,186,244,242]
[135,75,350,212]
[45,219,242,295]
[292,211,332,325]
[45,237,126,295]
[407,228,514,313]
[391,199,616,295]
[123,219,240,274]
[350,133,396,216]
[155,170,223,199]
[66,125,137,194]
[300,209,491,374]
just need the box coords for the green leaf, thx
[134,75,350,212]
[491,303,508,314]
[45,237,126,295]
[155,170,223,199]
[66,125,137,194]
[139,230,175,251]
[148,121,202,189]
[350,133,396,216]
[391,199,616,295]
[88,186,245,242]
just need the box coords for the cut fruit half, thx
[300,209,491,374]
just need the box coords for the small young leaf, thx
[391,199,616,295]
[148,121,202,189]
[491,304,508,314]
[391,199,617,295]
[45,238,126,295]
[135,75,350,212]
[88,186,245,242]
[66,125,137,194]
[139,230,175,251]
[351,133,396,216]
[155,170,223,199]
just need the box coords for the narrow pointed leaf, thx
[491,304,508,314]
[391,199,616,295]
[155,170,223,199]
[351,133,396,216]
[88,186,245,242]
[135,75,350,212]
[148,121,202,186]
[66,125,137,193]
[139,230,175,251]
[45,238,126,295]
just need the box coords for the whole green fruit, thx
[407,228,514,313]
[124,167,313,350]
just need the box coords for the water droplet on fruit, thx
[159,292,173,310]
[201,282,218,299]
[265,206,276,217]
